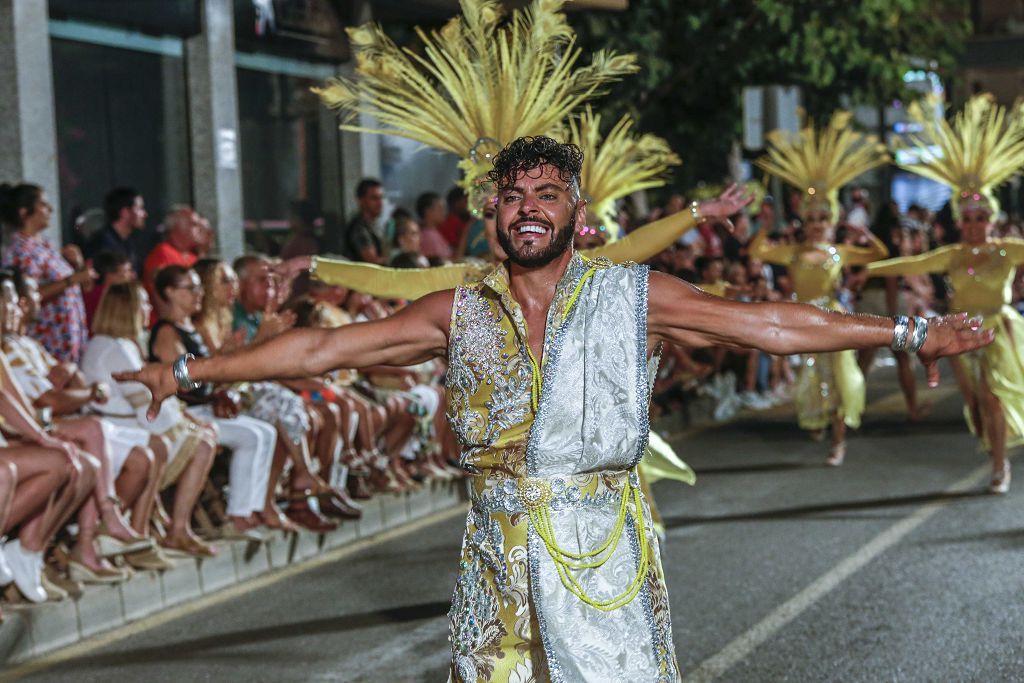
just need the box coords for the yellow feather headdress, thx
[314,0,638,195]
[756,111,890,219]
[567,105,681,237]
[897,94,1024,217]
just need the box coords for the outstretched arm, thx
[587,184,752,263]
[647,271,992,385]
[310,257,471,300]
[748,229,796,266]
[839,226,889,266]
[867,245,956,278]
[116,289,454,418]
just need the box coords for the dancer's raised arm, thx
[115,289,454,419]
[646,271,992,383]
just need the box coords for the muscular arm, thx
[647,271,990,363]
[118,289,454,418]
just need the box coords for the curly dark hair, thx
[486,136,583,192]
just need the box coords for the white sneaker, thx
[738,391,773,410]
[0,537,13,586]
[5,538,46,603]
[713,394,738,422]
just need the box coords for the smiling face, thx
[495,164,583,269]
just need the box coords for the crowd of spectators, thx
[0,174,1021,623]
[0,181,461,620]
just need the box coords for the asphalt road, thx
[11,367,1024,682]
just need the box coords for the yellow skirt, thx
[956,305,1024,452]
[794,349,864,431]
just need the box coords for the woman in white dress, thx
[81,283,220,557]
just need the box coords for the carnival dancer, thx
[121,136,989,681]
[750,111,891,466]
[868,94,1024,494]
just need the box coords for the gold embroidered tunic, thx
[446,253,678,682]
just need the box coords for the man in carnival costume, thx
[122,132,990,680]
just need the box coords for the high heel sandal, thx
[989,461,1011,494]
[826,441,846,467]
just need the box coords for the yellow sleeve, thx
[748,229,796,265]
[696,281,728,298]
[866,245,956,277]
[839,232,889,266]
[997,238,1024,265]
[586,211,698,263]
[311,257,470,300]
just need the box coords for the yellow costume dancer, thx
[751,111,890,464]
[868,94,1024,492]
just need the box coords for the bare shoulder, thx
[648,270,708,305]
[401,288,456,335]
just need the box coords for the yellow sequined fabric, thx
[869,239,1024,449]
[751,237,874,430]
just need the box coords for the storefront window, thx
[237,67,337,255]
[51,37,190,249]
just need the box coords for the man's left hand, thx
[917,313,994,387]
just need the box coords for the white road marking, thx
[681,461,991,683]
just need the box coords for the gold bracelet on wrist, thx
[689,200,704,224]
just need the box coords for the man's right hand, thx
[113,363,178,420]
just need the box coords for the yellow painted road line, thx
[0,504,468,682]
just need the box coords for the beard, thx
[496,212,576,268]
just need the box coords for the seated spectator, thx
[208,256,340,531]
[81,283,220,557]
[85,187,147,275]
[0,376,85,604]
[84,249,135,329]
[388,214,428,268]
[415,192,452,261]
[0,183,95,363]
[0,270,156,583]
[150,265,279,538]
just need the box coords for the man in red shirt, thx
[437,186,472,252]
[143,207,201,318]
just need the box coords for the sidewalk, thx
[0,482,465,667]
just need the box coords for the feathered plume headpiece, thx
[568,105,681,237]
[314,0,638,197]
[756,111,890,219]
[897,94,1024,217]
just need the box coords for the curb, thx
[0,481,466,668]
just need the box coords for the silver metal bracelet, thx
[907,316,928,354]
[891,315,910,352]
[172,353,200,392]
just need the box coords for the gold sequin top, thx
[868,239,1024,315]
[750,230,889,302]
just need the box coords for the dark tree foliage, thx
[569,0,969,190]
